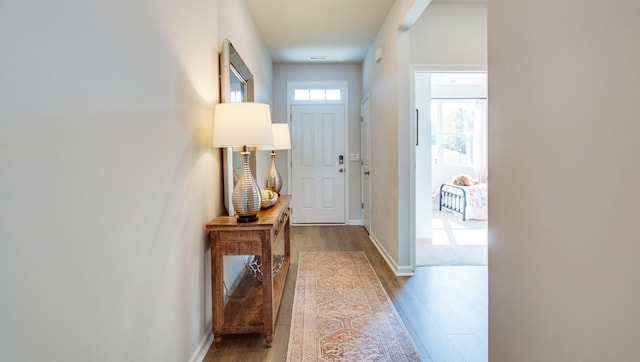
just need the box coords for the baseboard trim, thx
[368,233,414,276]
[348,219,362,225]
[395,265,414,276]
[188,327,213,362]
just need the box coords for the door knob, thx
[339,168,344,173]
[364,171,370,175]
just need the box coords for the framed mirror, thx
[220,39,255,216]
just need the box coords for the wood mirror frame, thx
[219,39,255,216]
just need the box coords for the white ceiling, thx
[245,0,396,63]
[245,0,486,64]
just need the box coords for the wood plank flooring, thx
[203,225,487,362]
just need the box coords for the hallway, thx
[205,225,487,362]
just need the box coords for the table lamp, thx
[257,123,291,194]
[213,102,274,222]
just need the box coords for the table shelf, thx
[221,256,290,333]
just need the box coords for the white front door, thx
[361,96,371,233]
[291,105,345,223]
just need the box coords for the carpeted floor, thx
[416,209,488,266]
[287,251,421,361]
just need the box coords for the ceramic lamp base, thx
[232,151,262,222]
[264,152,282,194]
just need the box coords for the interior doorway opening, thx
[414,71,488,267]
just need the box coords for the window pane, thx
[325,89,341,100]
[294,89,310,100]
[309,89,325,100]
[230,91,243,102]
[432,100,477,166]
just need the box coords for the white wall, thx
[411,3,487,65]
[362,0,420,274]
[488,1,640,360]
[0,1,270,361]
[272,63,362,222]
[219,0,272,105]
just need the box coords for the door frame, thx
[409,64,487,270]
[361,93,371,233]
[286,81,349,224]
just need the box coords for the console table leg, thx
[264,334,273,348]
[214,335,223,348]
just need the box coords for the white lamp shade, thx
[257,123,291,151]
[213,102,275,148]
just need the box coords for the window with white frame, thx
[431,99,487,166]
[294,88,342,101]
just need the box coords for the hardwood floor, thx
[203,225,487,362]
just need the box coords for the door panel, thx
[291,105,345,223]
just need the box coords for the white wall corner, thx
[368,233,414,276]
[187,326,213,362]
[399,0,431,30]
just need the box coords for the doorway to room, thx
[414,71,488,266]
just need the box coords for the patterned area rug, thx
[287,251,421,361]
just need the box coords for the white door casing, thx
[361,96,371,233]
[291,105,346,223]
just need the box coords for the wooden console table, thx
[206,195,291,348]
